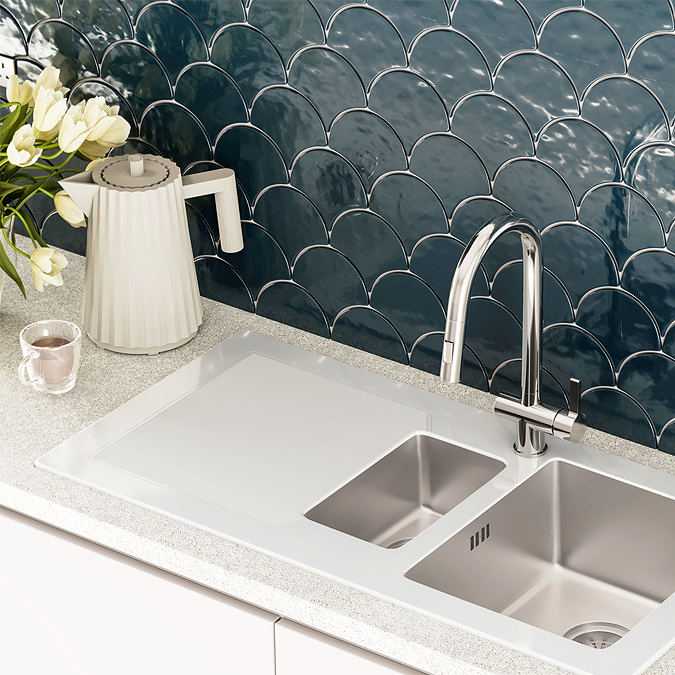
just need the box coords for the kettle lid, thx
[93,154,180,192]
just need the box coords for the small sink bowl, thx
[406,459,675,646]
[304,433,505,548]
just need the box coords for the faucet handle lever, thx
[569,377,581,415]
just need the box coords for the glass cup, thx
[18,320,82,394]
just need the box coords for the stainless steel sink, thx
[304,433,505,548]
[406,459,675,647]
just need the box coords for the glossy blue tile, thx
[538,10,626,96]
[409,29,490,113]
[492,362,568,410]
[290,148,367,227]
[288,47,367,128]
[331,210,407,289]
[256,281,330,338]
[578,184,665,269]
[327,6,407,88]
[493,158,576,227]
[332,307,408,365]
[662,324,675,359]
[252,86,327,166]
[215,125,289,204]
[517,1,581,29]
[630,34,675,123]
[619,352,675,433]
[329,109,407,192]
[293,246,368,324]
[369,172,448,253]
[248,0,324,65]
[537,119,621,204]
[309,0,365,27]
[194,256,254,312]
[253,185,328,263]
[449,198,511,245]
[658,421,675,455]
[452,95,534,179]
[581,387,657,449]
[173,0,245,44]
[542,224,619,307]
[186,204,217,258]
[175,64,248,143]
[369,70,449,154]
[409,134,490,216]
[1,0,57,28]
[494,53,579,135]
[451,0,535,73]
[368,0,448,47]
[41,210,87,257]
[0,8,25,54]
[370,271,446,351]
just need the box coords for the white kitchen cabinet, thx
[275,618,425,675]
[0,507,277,675]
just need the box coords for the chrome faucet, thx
[441,212,584,456]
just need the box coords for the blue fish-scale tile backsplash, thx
[3,0,675,454]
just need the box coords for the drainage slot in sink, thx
[564,622,628,649]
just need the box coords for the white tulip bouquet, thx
[0,66,130,295]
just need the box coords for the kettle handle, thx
[183,168,244,253]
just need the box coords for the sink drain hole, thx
[385,537,412,549]
[563,622,629,649]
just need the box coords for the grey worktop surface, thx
[2,244,675,675]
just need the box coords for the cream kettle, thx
[59,154,243,354]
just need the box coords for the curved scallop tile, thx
[288,47,366,128]
[449,197,511,244]
[451,0,535,73]
[370,271,446,351]
[41,209,88,258]
[578,184,665,269]
[543,325,616,390]
[140,102,211,169]
[622,250,675,334]
[409,134,490,216]
[175,64,248,143]
[409,235,488,309]
[409,29,491,113]
[69,79,137,132]
[576,288,660,369]
[327,6,407,88]
[101,42,172,121]
[0,9,25,55]
[625,145,675,232]
[329,110,407,192]
[582,77,669,162]
[215,125,289,205]
[464,298,523,377]
[28,20,98,85]
[174,0,245,44]
[586,0,673,55]
[581,387,657,449]
[369,172,448,253]
[658,420,675,455]
[211,25,286,107]
[253,185,328,263]
[494,53,579,135]
[492,263,573,326]
[310,0,365,26]
[330,210,407,289]
[537,119,621,204]
[195,256,254,312]
[256,281,330,337]
[136,4,207,83]
[332,307,408,365]
[186,204,217,257]
[368,0,448,47]
[493,158,576,227]
[248,0,324,65]
[518,1,581,30]
[491,361,568,410]
[290,148,367,227]
[61,0,133,60]
[539,10,626,96]
[219,221,291,298]
[252,86,327,166]
[369,70,449,154]
[452,95,534,179]
[619,352,675,433]
[662,324,675,359]
[542,224,619,307]
[292,246,368,324]
[630,34,675,124]
[1,0,57,28]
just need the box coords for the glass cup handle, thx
[18,350,38,385]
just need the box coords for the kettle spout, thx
[59,170,98,218]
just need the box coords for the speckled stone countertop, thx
[2,245,675,675]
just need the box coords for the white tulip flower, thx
[54,191,86,228]
[32,86,68,135]
[6,75,35,108]
[33,66,68,98]
[30,247,68,292]
[7,125,42,167]
[58,103,90,153]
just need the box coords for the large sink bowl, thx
[305,433,505,548]
[406,459,675,647]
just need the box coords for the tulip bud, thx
[54,191,86,228]
[7,124,42,167]
[30,247,68,292]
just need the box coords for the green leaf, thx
[0,232,26,298]
[0,103,29,146]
